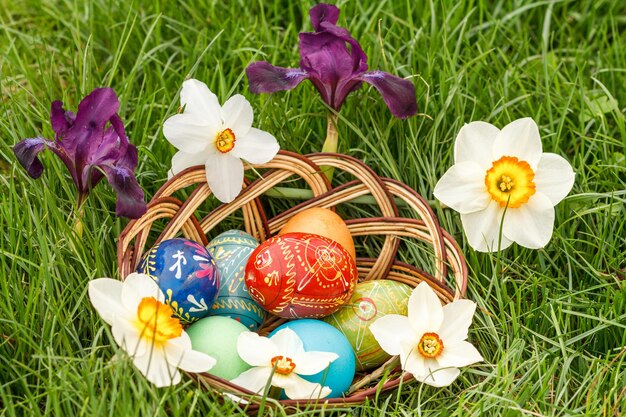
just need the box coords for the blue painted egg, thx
[270,319,356,398]
[136,238,220,324]
[207,230,264,330]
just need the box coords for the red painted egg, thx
[244,232,358,318]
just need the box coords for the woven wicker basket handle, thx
[118,151,330,276]
[306,153,460,292]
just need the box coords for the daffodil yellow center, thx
[215,128,236,153]
[135,297,183,343]
[270,355,296,375]
[485,156,536,208]
[417,332,444,358]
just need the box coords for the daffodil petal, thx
[502,192,555,249]
[164,336,216,373]
[168,331,192,350]
[88,278,125,325]
[438,299,477,344]
[492,117,542,169]
[400,341,426,377]
[237,332,278,367]
[121,273,164,309]
[278,374,331,399]
[433,162,491,214]
[221,94,253,138]
[132,347,181,387]
[179,79,222,131]
[408,282,443,335]
[230,367,273,393]
[460,200,513,252]
[534,153,575,205]
[230,128,279,165]
[417,362,460,387]
[169,150,211,179]
[454,121,500,169]
[163,113,214,154]
[205,153,244,203]
[112,316,147,357]
[369,314,413,356]
[436,341,483,368]
[291,351,338,376]
[269,328,305,357]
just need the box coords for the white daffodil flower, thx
[88,273,216,387]
[433,118,575,252]
[163,78,280,203]
[230,328,338,400]
[369,282,483,388]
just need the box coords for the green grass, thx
[1,0,625,415]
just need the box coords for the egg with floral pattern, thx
[136,238,220,324]
[207,230,264,330]
[244,232,358,318]
[324,280,412,371]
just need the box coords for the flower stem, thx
[73,194,86,238]
[320,112,339,182]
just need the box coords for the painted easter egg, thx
[186,316,251,380]
[136,238,220,324]
[270,319,356,398]
[245,232,358,319]
[279,208,356,260]
[324,280,412,371]
[206,230,264,330]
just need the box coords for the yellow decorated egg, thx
[279,208,356,260]
[324,280,412,371]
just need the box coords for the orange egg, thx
[279,208,356,260]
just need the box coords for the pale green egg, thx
[186,316,251,380]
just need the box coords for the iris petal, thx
[246,62,309,94]
[100,163,147,219]
[50,100,73,138]
[299,31,356,108]
[71,89,121,169]
[13,137,50,179]
[359,71,417,118]
[309,3,340,30]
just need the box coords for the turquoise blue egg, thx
[270,319,356,398]
[136,238,220,324]
[207,230,265,330]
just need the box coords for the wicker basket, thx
[118,151,468,412]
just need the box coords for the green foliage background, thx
[1,0,624,415]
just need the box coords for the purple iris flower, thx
[13,88,147,219]
[246,3,417,118]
